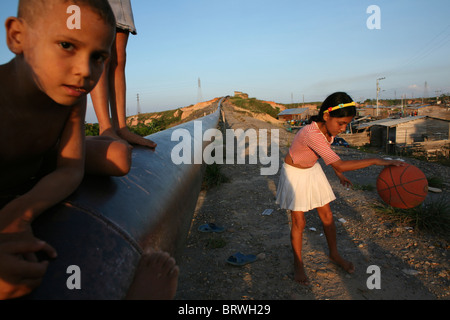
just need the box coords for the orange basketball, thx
[376,164,428,209]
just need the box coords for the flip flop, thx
[198,223,225,233]
[226,252,257,266]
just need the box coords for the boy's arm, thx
[0,101,87,234]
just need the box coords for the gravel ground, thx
[175,103,449,300]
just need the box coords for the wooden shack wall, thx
[371,118,449,147]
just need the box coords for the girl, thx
[90,0,157,148]
[276,92,405,285]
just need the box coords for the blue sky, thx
[1,0,449,123]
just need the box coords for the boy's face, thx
[20,2,115,106]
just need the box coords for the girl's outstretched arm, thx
[331,158,406,173]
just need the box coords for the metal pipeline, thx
[27,98,225,299]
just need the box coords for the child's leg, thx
[291,210,309,285]
[109,30,157,149]
[85,136,132,177]
[316,204,355,274]
[90,59,118,139]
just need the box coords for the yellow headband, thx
[323,102,356,114]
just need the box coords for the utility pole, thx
[197,78,203,103]
[401,94,405,117]
[376,77,385,117]
[435,90,442,104]
[137,94,141,115]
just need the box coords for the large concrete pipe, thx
[26,98,224,299]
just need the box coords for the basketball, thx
[376,164,428,209]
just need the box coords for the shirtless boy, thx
[0,0,178,300]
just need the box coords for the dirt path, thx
[175,103,449,300]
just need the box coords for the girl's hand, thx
[334,170,353,188]
[379,158,407,167]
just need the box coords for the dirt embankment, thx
[175,101,449,300]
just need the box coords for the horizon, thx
[112,94,445,126]
[1,0,449,123]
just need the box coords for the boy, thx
[0,0,178,300]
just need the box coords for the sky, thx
[1,0,449,123]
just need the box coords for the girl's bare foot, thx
[329,254,355,274]
[125,251,179,300]
[118,127,157,149]
[294,260,310,286]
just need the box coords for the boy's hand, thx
[0,215,31,235]
[0,234,57,300]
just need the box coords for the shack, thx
[278,108,310,121]
[357,116,450,152]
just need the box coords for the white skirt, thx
[276,162,336,212]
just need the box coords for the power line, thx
[387,24,450,75]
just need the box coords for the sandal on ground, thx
[198,223,225,233]
[226,252,257,266]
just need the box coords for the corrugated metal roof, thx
[278,108,309,116]
[356,115,427,129]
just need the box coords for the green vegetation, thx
[427,176,444,189]
[128,109,182,137]
[202,163,230,190]
[229,96,280,119]
[85,123,99,136]
[352,183,375,191]
[374,197,450,239]
[128,121,162,137]
[85,109,182,137]
[135,109,182,128]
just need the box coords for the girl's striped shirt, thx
[289,122,340,167]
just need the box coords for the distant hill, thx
[126,97,221,127]
[125,95,288,131]
[228,96,283,119]
[85,95,311,136]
